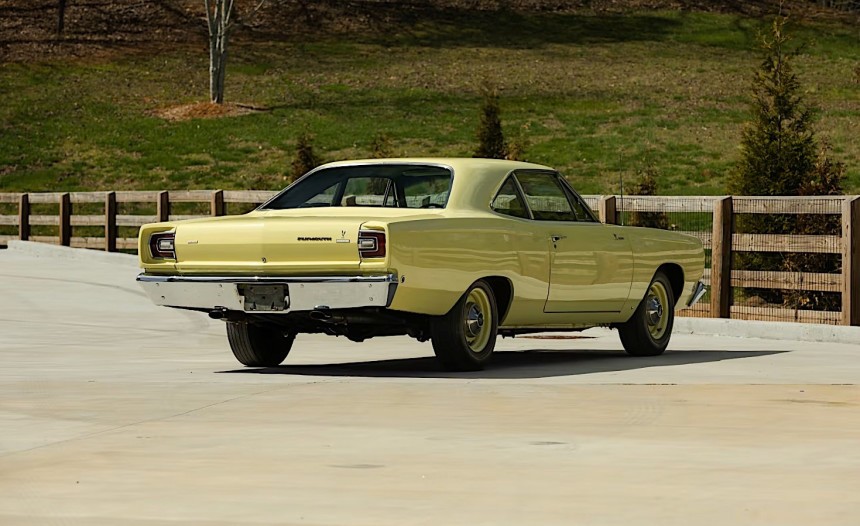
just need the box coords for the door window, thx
[563,185,597,222]
[514,171,579,221]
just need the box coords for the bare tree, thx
[203,0,264,104]
[57,0,68,35]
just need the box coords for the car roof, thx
[319,157,552,173]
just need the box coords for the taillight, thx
[358,230,386,259]
[150,232,176,259]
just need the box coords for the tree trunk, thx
[57,0,67,35]
[209,34,223,103]
[205,0,264,104]
[212,31,229,104]
[206,0,231,104]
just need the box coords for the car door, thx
[513,170,634,313]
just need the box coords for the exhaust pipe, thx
[208,307,247,322]
[309,309,333,322]
[208,307,229,320]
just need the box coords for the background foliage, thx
[0,1,857,194]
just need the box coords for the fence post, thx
[105,191,117,252]
[710,196,733,318]
[598,195,617,224]
[18,193,30,241]
[211,189,224,217]
[59,193,71,247]
[157,191,170,222]
[842,196,860,326]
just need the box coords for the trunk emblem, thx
[262,257,267,263]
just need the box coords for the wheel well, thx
[482,276,513,324]
[657,263,684,302]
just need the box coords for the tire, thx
[430,280,499,371]
[226,321,295,367]
[618,271,675,357]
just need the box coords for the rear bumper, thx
[137,273,398,313]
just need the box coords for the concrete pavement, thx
[0,247,858,525]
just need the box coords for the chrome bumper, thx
[685,279,707,308]
[137,273,398,313]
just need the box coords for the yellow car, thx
[138,158,706,371]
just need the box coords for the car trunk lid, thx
[173,214,365,274]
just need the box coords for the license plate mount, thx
[242,284,288,312]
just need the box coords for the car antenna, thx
[619,173,625,226]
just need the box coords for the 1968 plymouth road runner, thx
[138,158,706,371]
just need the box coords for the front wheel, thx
[226,321,295,367]
[430,280,498,371]
[618,271,675,357]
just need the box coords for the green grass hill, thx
[1,0,858,195]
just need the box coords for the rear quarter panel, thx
[619,226,705,318]
[385,213,551,319]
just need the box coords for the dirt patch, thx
[151,102,268,122]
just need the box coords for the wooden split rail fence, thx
[0,190,273,251]
[1,191,858,327]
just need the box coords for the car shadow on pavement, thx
[219,349,787,380]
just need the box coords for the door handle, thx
[551,235,567,242]
[613,233,625,241]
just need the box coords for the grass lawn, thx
[1,9,858,195]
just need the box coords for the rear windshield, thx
[262,164,453,210]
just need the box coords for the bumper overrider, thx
[686,280,707,308]
[136,274,399,313]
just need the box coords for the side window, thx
[402,173,450,208]
[341,177,397,207]
[565,186,596,222]
[304,181,339,207]
[514,171,579,221]
[491,177,529,219]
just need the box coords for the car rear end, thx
[137,161,455,322]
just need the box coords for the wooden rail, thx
[0,191,857,326]
[0,190,275,252]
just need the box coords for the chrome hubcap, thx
[465,304,484,337]
[463,287,493,353]
[646,296,663,326]
[645,281,670,340]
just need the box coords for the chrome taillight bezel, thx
[149,232,176,259]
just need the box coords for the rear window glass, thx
[262,165,452,210]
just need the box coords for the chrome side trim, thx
[137,273,398,284]
[686,280,707,308]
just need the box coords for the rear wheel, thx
[226,321,295,367]
[618,271,675,357]
[430,280,498,371]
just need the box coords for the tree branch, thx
[227,0,266,31]
[203,0,216,35]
